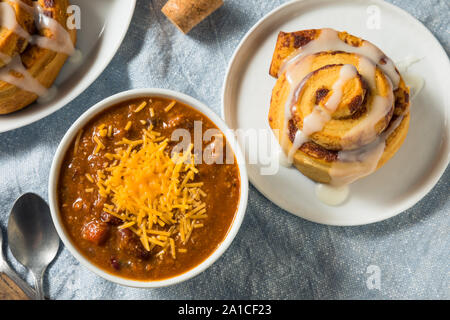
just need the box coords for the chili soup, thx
[57,96,241,281]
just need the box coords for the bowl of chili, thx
[48,88,248,287]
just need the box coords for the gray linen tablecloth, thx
[0,0,448,300]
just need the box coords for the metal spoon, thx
[7,193,60,300]
[0,226,36,299]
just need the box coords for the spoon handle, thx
[32,268,46,300]
[0,262,36,300]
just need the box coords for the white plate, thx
[0,0,136,133]
[222,0,450,226]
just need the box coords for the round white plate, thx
[0,0,136,133]
[222,0,450,226]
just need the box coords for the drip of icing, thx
[69,49,83,65]
[303,64,357,135]
[323,64,358,113]
[330,114,404,186]
[316,113,403,203]
[403,74,424,100]
[358,56,376,90]
[37,86,58,103]
[31,2,75,55]
[395,55,423,74]
[288,130,308,163]
[302,107,331,136]
[279,28,400,89]
[280,55,314,164]
[284,56,314,121]
[333,56,395,149]
[0,55,47,96]
[0,2,31,40]
[278,147,292,167]
[315,183,350,206]
[330,141,386,186]
[394,55,424,101]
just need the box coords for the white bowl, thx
[48,88,249,288]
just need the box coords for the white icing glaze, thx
[342,87,394,148]
[37,85,58,103]
[288,130,308,163]
[403,73,424,100]
[284,55,314,122]
[32,2,75,55]
[323,64,357,113]
[69,49,83,65]
[290,64,358,163]
[330,114,404,186]
[395,55,423,74]
[315,183,349,206]
[283,62,359,164]
[0,55,47,96]
[394,55,424,101]
[0,2,31,40]
[278,148,291,167]
[358,55,376,90]
[302,107,331,136]
[279,28,400,89]
[281,55,314,164]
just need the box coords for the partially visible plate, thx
[222,0,450,226]
[0,0,136,133]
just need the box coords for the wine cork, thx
[162,0,224,34]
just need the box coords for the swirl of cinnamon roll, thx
[268,29,410,186]
[0,0,77,115]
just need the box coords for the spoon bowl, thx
[8,193,59,300]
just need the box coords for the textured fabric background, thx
[0,0,449,300]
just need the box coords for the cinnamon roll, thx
[268,29,410,186]
[0,0,77,115]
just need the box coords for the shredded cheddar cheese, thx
[94,124,207,257]
[85,173,94,183]
[134,101,147,113]
[164,100,176,112]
